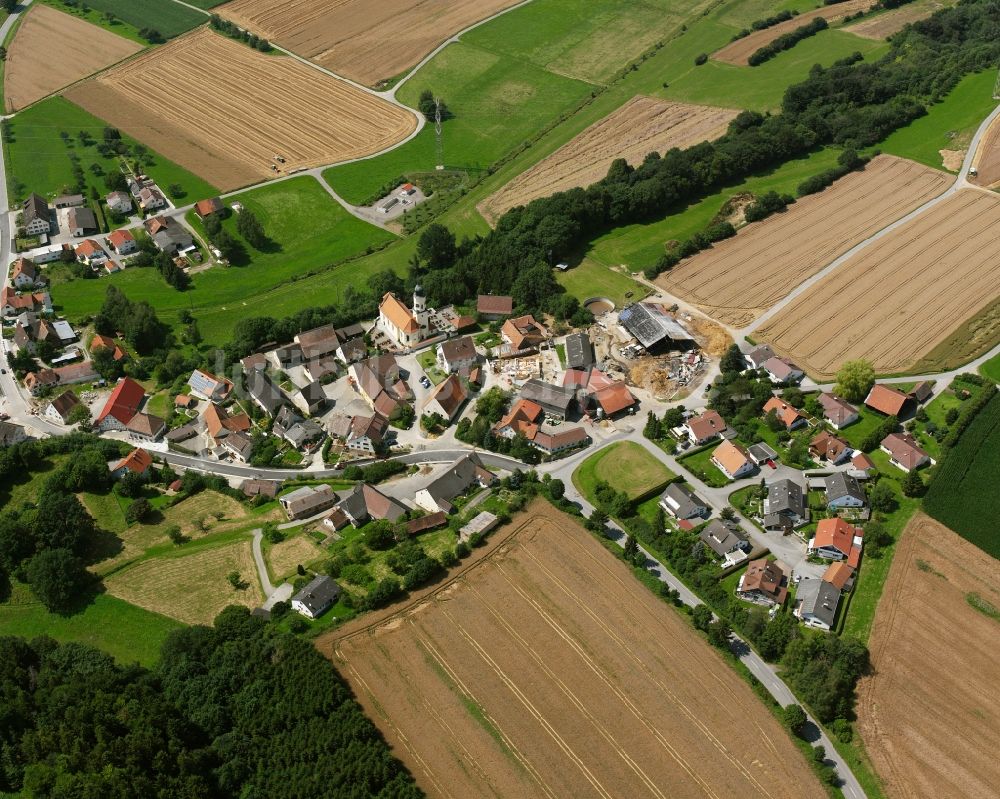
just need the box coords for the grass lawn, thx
[555,257,647,307]
[37,0,148,44]
[879,70,997,171]
[837,407,890,452]
[587,147,842,270]
[79,488,129,534]
[573,441,675,500]
[416,349,448,385]
[0,590,180,667]
[325,41,595,204]
[980,351,1000,382]
[678,445,730,488]
[52,176,395,344]
[42,0,207,38]
[5,96,218,207]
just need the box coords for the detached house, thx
[763,396,806,431]
[106,191,133,215]
[659,483,708,521]
[818,393,858,429]
[328,412,389,455]
[437,336,478,373]
[188,369,232,402]
[880,432,933,472]
[194,197,223,219]
[737,558,788,606]
[745,344,775,370]
[763,478,808,531]
[107,229,136,255]
[809,430,851,464]
[111,448,153,480]
[501,315,547,352]
[44,389,82,424]
[22,193,50,235]
[824,472,867,511]
[762,356,804,384]
[414,453,495,513]
[95,377,145,431]
[349,354,412,419]
[711,439,755,480]
[10,258,40,289]
[291,575,341,619]
[809,518,863,567]
[423,374,468,422]
[699,520,750,565]
[794,578,841,631]
[75,239,108,266]
[683,410,727,446]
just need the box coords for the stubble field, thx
[219,0,522,86]
[478,96,737,224]
[65,28,417,191]
[711,0,873,65]
[105,539,264,624]
[325,501,822,799]
[3,4,142,112]
[970,111,1000,188]
[755,188,1000,379]
[656,155,950,327]
[858,513,1000,799]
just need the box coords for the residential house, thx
[44,389,82,424]
[818,393,859,429]
[617,301,694,352]
[125,412,166,442]
[865,384,910,417]
[291,574,341,619]
[0,421,27,448]
[763,478,808,531]
[564,332,595,370]
[74,239,108,266]
[273,406,325,450]
[336,337,367,365]
[436,336,478,373]
[809,430,851,464]
[107,229,136,255]
[762,356,804,384]
[23,369,59,395]
[376,287,429,348]
[53,194,84,209]
[763,396,806,430]
[295,380,328,416]
[699,519,750,565]
[295,324,340,360]
[737,558,788,606]
[329,412,389,455]
[111,448,153,480]
[683,410,727,446]
[423,373,468,422]
[272,343,303,369]
[25,360,97,394]
[203,402,251,444]
[745,344,775,370]
[106,191,133,215]
[188,369,232,401]
[531,426,590,455]
[241,353,268,373]
[349,354,412,419]
[849,452,876,479]
[304,356,338,383]
[824,472,867,511]
[823,561,856,592]
[711,440,755,480]
[246,371,290,417]
[335,483,407,526]
[89,333,126,362]
[415,453,495,513]
[501,315,547,352]
[794,578,841,631]
[22,193,50,235]
[1,288,51,318]
[194,197,223,218]
[138,186,167,211]
[477,294,512,318]
[659,482,708,521]
[809,518,863,566]
[493,398,544,439]
[279,484,339,520]
[144,216,193,255]
[10,258,40,289]
[880,432,933,472]
[67,207,98,237]
[519,378,576,419]
[222,430,255,462]
[95,377,145,431]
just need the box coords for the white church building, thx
[376,286,431,348]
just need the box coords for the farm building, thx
[865,384,911,417]
[406,512,448,536]
[22,194,50,235]
[0,421,27,447]
[531,426,590,454]
[564,332,595,370]
[44,389,81,424]
[460,510,499,542]
[67,207,97,237]
[53,194,84,209]
[279,484,338,520]
[95,377,146,431]
[477,294,512,318]
[617,301,693,352]
[246,371,291,416]
[519,379,577,419]
[291,574,341,619]
[125,412,166,443]
[295,324,340,360]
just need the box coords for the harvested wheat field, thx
[970,111,1000,188]
[324,500,822,799]
[3,4,142,112]
[479,97,738,224]
[656,155,950,327]
[66,28,416,191]
[266,533,326,581]
[220,0,521,86]
[845,0,950,39]
[858,513,1000,799]
[105,539,264,625]
[712,0,873,65]
[756,188,1000,379]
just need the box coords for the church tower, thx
[413,284,429,331]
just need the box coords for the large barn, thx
[618,302,694,352]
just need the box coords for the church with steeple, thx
[376,285,431,348]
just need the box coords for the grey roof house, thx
[414,453,496,513]
[659,482,708,520]
[824,472,867,510]
[794,578,841,631]
[763,478,808,531]
[291,575,341,619]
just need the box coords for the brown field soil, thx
[970,111,1000,188]
[845,0,950,39]
[858,513,1000,798]
[219,0,521,87]
[322,500,823,799]
[265,533,326,581]
[105,539,263,624]
[656,155,950,327]
[756,188,1000,379]
[65,28,416,191]
[3,4,142,112]
[478,97,738,225]
[712,0,873,65]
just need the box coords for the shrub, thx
[694,52,708,65]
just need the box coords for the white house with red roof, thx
[95,377,146,431]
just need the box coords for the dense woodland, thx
[0,609,423,798]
